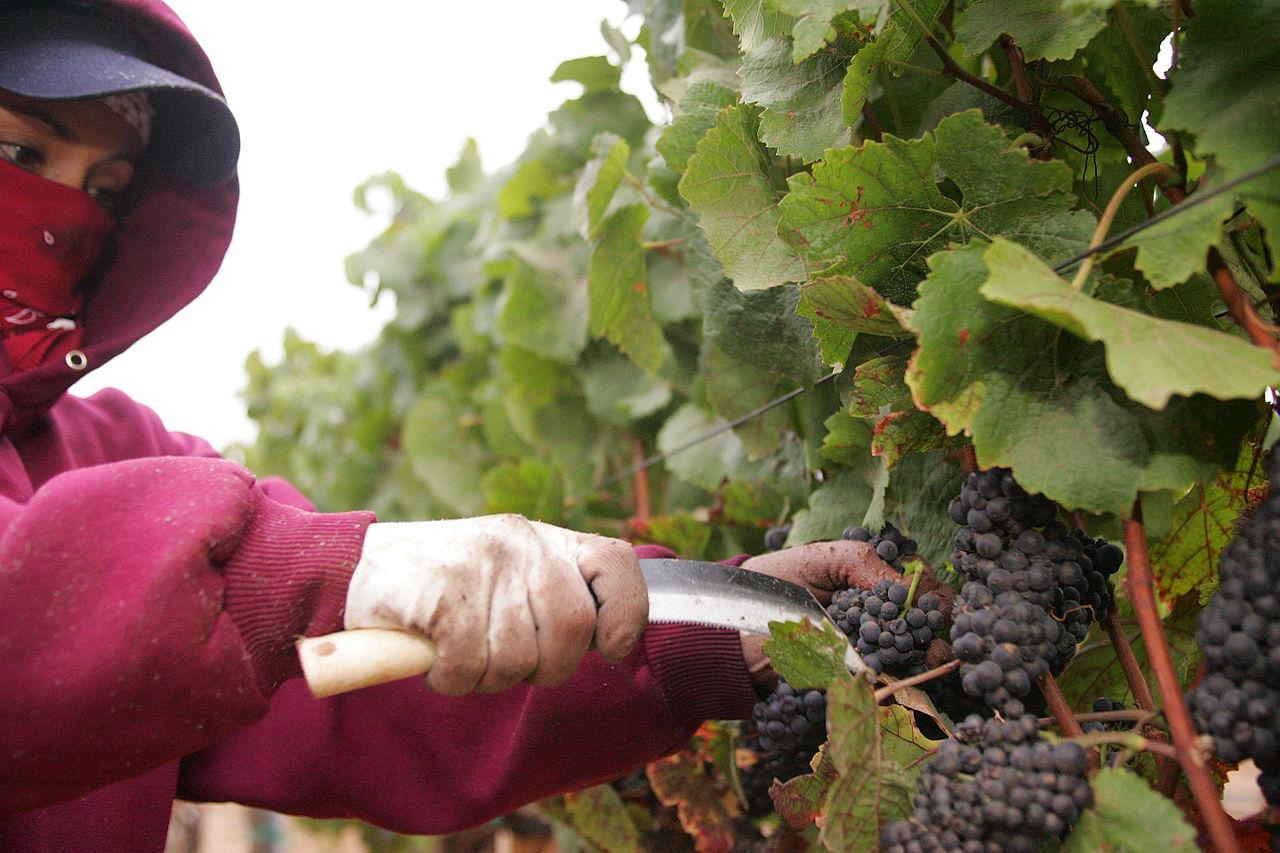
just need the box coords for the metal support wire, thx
[588,153,1280,495]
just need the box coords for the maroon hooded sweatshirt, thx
[0,2,758,849]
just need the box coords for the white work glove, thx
[344,515,648,696]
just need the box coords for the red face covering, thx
[0,160,114,372]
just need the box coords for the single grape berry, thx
[764,523,790,552]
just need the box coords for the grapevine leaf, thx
[884,448,966,568]
[680,104,812,291]
[788,469,876,543]
[445,138,483,194]
[401,383,489,516]
[656,81,740,175]
[705,345,795,459]
[954,0,1107,61]
[551,55,622,93]
[574,133,633,241]
[1062,768,1198,853]
[1161,0,1280,262]
[739,37,853,163]
[1057,597,1201,712]
[849,355,949,467]
[820,409,875,467]
[768,0,873,62]
[497,157,563,219]
[906,243,1257,516]
[601,19,633,64]
[770,743,839,827]
[646,752,739,853]
[562,784,641,853]
[840,0,947,125]
[589,204,670,373]
[481,458,564,524]
[1080,5,1167,131]
[799,275,904,337]
[979,238,1280,409]
[1118,187,1237,290]
[797,298,858,366]
[820,679,918,852]
[723,0,794,52]
[639,513,714,560]
[1150,448,1265,605]
[549,91,651,157]
[780,109,1095,306]
[498,252,589,363]
[869,409,949,467]
[877,702,939,769]
[762,618,857,689]
[718,479,788,527]
[850,355,912,415]
[580,356,672,427]
[704,279,825,384]
[657,403,750,492]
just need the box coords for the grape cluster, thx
[843,522,918,571]
[827,579,944,676]
[1187,454,1280,805]
[949,582,1073,718]
[881,714,1092,853]
[752,678,826,754]
[739,721,823,817]
[1081,697,1128,735]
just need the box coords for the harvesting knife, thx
[298,557,863,698]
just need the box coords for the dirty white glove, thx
[344,515,648,696]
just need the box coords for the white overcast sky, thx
[75,1,660,450]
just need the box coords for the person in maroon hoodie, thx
[0,2,888,850]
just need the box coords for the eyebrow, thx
[13,104,77,143]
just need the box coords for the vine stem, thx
[961,445,978,475]
[890,0,1053,137]
[1038,674,1099,772]
[628,435,651,526]
[1123,505,1243,853]
[1071,731,1182,761]
[1038,709,1158,727]
[873,659,960,703]
[1070,162,1169,290]
[1102,609,1159,711]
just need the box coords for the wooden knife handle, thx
[297,628,436,698]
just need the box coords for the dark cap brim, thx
[0,8,240,186]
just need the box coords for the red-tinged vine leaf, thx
[820,679,931,852]
[876,677,949,735]
[1061,768,1198,852]
[1056,597,1202,713]
[563,784,642,853]
[1150,447,1265,606]
[979,238,1280,410]
[763,618,860,689]
[780,109,1095,306]
[905,242,1258,517]
[772,743,840,828]
[801,275,903,334]
[679,104,812,291]
[646,752,739,853]
[849,355,948,467]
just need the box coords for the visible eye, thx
[86,184,123,212]
[0,141,43,172]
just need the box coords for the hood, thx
[1,0,238,434]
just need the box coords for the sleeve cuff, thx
[221,491,376,692]
[643,623,759,724]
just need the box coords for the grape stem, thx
[1123,506,1244,853]
[628,434,651,526]
[1070,731,1181,761]
[1038,674,1096,772]
[873,659,961,703]
[903,560,924,609]
[1038,708,1159,728]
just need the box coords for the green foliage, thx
[240,1,1280,847]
